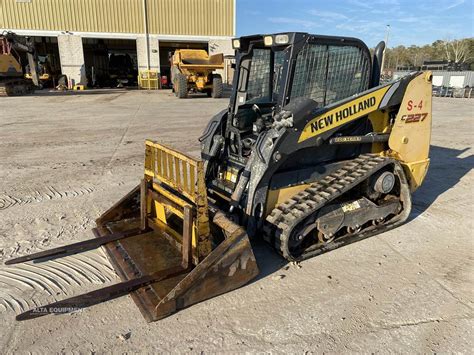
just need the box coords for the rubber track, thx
[263,153,395,261]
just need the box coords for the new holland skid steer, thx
[7,33,432,322]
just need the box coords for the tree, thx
[442,37,452,61]
[378,37,474,70]
[440,38,471,63]
[449,39,470,63]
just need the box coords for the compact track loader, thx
[7,33,432,322]
[171,49,224,98]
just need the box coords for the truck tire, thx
[211,75,223,98]
[175,73,188,98]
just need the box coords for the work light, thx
[275,34,289,45]
[264,36,273,46]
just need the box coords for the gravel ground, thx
[0,90,472,353]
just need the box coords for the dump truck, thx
[0,31,39,96]
[171,49,224,98]
[7,32,432,322]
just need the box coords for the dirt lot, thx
[0,90,472,353]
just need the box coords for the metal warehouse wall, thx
[0,0,234,36]
[394,71,474,87]
[147,0,234,36]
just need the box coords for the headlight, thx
[232,39,240,49]
[263,36,273,46]
[275,34,289,45]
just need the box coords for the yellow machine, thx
[8,33,432,322]
[0,31,39,96]
[171,49,224,98]
[25,54,61,88]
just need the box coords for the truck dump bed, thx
[174,49,224,70]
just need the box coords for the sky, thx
[236,0,474,48]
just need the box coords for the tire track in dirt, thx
[0,185,97,210]
[0,250,117,314]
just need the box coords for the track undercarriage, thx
[264,154,411,261]
[0,79,35,96]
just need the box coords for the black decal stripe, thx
[255,132,267,163]
[379,81,400,108]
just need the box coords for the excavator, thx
[6,32,432,322]
[0,31,40,96]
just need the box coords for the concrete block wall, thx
[136,35,160,73]
[208,38,233,56]
[208,38,234,84]
[57,34,86,86]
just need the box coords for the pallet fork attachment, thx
[8,141,259,322]
[4,228,146,265]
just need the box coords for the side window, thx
[272,50,286,100]
[325,46,370,104]
[246,49,271,102]
[290,43,370,106]
[290,44,328,106]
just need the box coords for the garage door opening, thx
[159,41,208,88]
[14,36,61,88]
[83,38,138,88]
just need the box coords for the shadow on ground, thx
[410,144,473,219]
[170,88,232,99]
[251,239,287,282]
[22,85,232,99]
[251,144,474,281]
[26,88,133,97]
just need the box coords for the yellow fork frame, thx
[143,140,212,262]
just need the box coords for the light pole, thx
[380,24,390,74]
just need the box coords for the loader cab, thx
[230,32,372,111]
[229,34,292,131]
[226,32,372,159]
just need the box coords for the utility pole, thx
[380,24,390,74]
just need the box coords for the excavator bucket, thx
[9,140,259,321]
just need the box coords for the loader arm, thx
[388,72,432,191]
[297,71,432,190]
